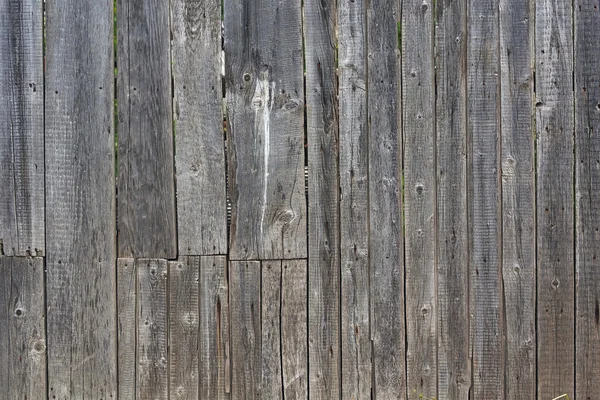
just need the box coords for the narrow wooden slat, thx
[117,0,176,258]
[137,259,168,399]
[224,0,307,260]
[401,0,436,398]
[0,257,46,398]
[303,0,341,396]
[262,260,283,400]
[535,0,575,398]
[435,0,471,398]
[467,0,503,398]
[575,2,600,398]
[172,0,227,256]
[45,0,117,396]
[499,0,536,398]
[338,0,371,397]
[230,261,261,398]
[117,258,137,400]
[0,0,44,256]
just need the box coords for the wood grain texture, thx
[117,0,176,258]
[224,0,307,260]
[303,0,341,396]
[261,260,283,400]
[338,0,371,397]
[575,2,600,398]
[172,0,227,256]
[499,0,536,398]
[117,258,137,400]
[0,257,46,399]
[230,261,261,399]
[0,0,44,256]
[435,0,471,398]
[45,0,117,396]
[467,0,503,398]
[535,0,575,398]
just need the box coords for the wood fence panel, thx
[117,258,137,400]
[261,260,283,400]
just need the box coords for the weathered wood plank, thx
[338,0,371,397]
[45,0,117,396]
[0,0,45,256]
[262,260,283,400]
[172,0,227,256]
[535,0,575,398]
[117,258,137,400]
[499,0,536,398]
[137,259,168,400]
[467,0,504,398]
[575,2,600,398]
[0,257,46,399]
[117,0,177,258]
[230,261,261,398]
[224,0,307,260]
[401,0,436,398]
[435,0,471,398]
[303,0,341,396]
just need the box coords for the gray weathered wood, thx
[137,259,168,400]
[224,0,307,260]
[0,257,46,399]
[117,258,137,400]
[230,261,261,398]
[435,0,471,398]
[117,0,177,258]
[0,0,44,257]
[338,0,371,397]
[467,0,504,398]
[535,0,575,398]
[575,2,600,399]
[401,0,436,398]
[262,260,283,400]
[303,0,341,396]
[45,0,117,396]
[172,0,227,256]
[499,0,536,398]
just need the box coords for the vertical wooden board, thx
[137,259,168,400]
[467,0,503,398]
[435,0,471,398]
[338,0,371,398]
[575,2,600,398]
[199,255,230,399]
[230,261,261,398]
[224,0,307,260]
[499,0,536,398]
[169,257,199,399]
[262,260,283,400]
[401,0,436,398]
[303,0,341,396]
[117,0,177,259]
[535,0,575,398]
[45,0,117,396]
[0,257,46,399]
[117,258,137,400]
[172,0,227,256]
[281,260,308,400]
[0,0,45,256]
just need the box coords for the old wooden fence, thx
[1,0,599,398]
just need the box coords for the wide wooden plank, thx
[117,0,176,258]
[401,0,436,398]
[230,261,261,398]
[535,0,575,398]
[338,0,371,397]
[467,0,503,398]
[117,258,137,400]
[0,257,46,399]
[575,2,600,398]
[45,0,117,396]
[0,0,44,256]
[172,0,227,256]
[262,260,283,400]
[435,0,471,398]
[303,0,341,396]
[499,0,536,398]
[224,0,307,260]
